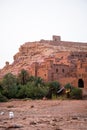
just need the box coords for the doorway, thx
[78,79,84,88]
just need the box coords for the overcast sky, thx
[0,0,87,68]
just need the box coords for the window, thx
[80,63,82,68]
[62,69,64,73]
[44,74,46,76]
[56,69,58,73]
[78,79,84,88]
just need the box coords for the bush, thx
[27,87,46,99]
[17,83,48,99]
[64,83,72,90]
[47,81,61,99]
[1,73,18,98]
[70,87,82,99]
[0,92,8,102]
[16,85,28,98]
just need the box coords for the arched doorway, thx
[78,79,84,88]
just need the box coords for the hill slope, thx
[0,36,87,78]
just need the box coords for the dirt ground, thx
[0,99,87,130]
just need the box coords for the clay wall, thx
[68,52,87,61]
[61,41,87,46]
[47,63,69,81]
[37,67,48,81]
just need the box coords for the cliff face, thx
[0,35,87,78]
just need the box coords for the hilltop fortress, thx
[0,35,87,89]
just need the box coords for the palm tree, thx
[18,69,29,85]
[34,77,45,87]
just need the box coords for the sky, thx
[0,0,87,68]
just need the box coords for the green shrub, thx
[64,83,72,89]
[47,81,61,99]
[17,83,48,99]
[16,85,25,98]
[0,92,8,102]
[70,87,82,99]
[1,73,18,98]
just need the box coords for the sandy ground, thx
[0,99,87,130]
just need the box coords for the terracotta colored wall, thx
[28,52,87,89]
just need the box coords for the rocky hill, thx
[0,35,87,78]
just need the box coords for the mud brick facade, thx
[29,52,87,89]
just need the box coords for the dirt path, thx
[0,100,87,130]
